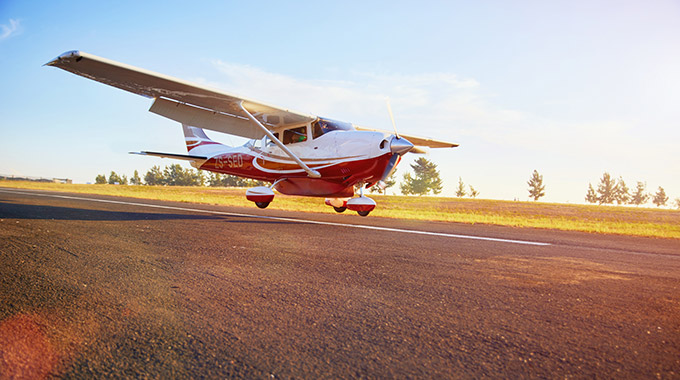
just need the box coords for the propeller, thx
[386,98,400,139]
[377,98,414,185]
[385,98,413,155]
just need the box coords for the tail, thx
[182,124,227,155]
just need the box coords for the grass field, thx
[2,180,679,239]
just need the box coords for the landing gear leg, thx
[347,183,376,216]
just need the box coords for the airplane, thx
[46,50,458,216]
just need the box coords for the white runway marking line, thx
[0,188,551,247]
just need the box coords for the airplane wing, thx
[353,125,459,149]
[45,51,315,139]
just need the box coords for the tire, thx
[333,206,347,213]
[357,210,370,217]
[255,202,270,209]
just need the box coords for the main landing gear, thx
[246,186,275,209]
[247,182,376,217]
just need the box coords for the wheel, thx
[255,202,270,209]
[333,206,347,213]
[357,210,370,217]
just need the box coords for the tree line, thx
[585,172,671,207]
[95,164,264,187]
[94,162,679,208]
[525,170,677,207]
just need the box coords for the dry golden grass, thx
[2,180,679,239]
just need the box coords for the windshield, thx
[312,117,354,138]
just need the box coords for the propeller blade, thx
[386,98,399,139]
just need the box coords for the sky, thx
[1,0,679,204]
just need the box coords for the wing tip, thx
[44,50,82,67]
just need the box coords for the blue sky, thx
[1,0,679,204]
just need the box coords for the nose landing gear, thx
[326,183,376,216]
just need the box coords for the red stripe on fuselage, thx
[199,152,394,196]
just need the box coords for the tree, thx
[585,183,597,204]
[163,164,204,186]
[527,170,545,201]
[614,177,630,205]
[208,172,256,187]
[652,187,668,207]
[400,158,443,196]
[95,174,107,184]
[144,165,165,185]
[196,170,206,187]
[596,172,616,204]
[130,170,142,185]
[469,185,479,198]
[369,172,397,194]
[674,198,680,210]
[208,172,221,187]
[630,181,649,206]
[382,172,397,194]
[455,177,466,198]
[108,171,124,185]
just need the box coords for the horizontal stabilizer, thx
[130,151,208,161]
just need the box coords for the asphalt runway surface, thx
[1,187,679,378]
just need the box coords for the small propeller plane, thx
[46,51,458,216]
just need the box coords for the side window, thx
[283,127,307,144]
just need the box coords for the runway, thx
[1,187,679,377]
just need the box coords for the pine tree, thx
[108,171,123,185]
[469,185,479,198]
[585,183,597,203]
[162,164,204,186]
[130,170,142,185]
[400,158,443,196]
[95,174,107,184]
[144,165,165,185]
[195,170,206,187]
[652,187,668,207]
[527,170,545,201]
[596,172,616,204]
[455,177,466,198]
[614,177,630,205]
[630,181,649,206]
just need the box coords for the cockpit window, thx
[283,127,307,144]
[312,117,354,139]
[263,132,279,147]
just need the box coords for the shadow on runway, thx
[0,200,294,224]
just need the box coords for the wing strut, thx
[238,101,321,178]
